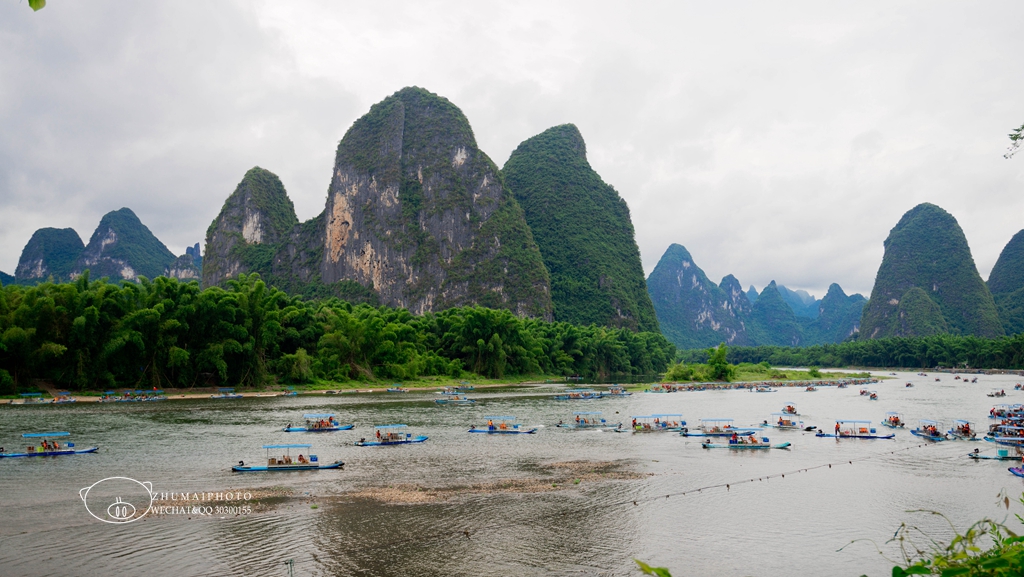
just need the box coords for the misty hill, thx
[0,271,14,286]
[988,229,1024,335]
[13,227,84,283]
[859,203,1003,339]
[647,244,861,348]
[502,124,657,331]
[776,285,820,318]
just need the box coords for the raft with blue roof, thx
[232,444,343,472]
[283,414,354,433]
[355,424,428,446]
[469,416,537,434]
[0,432,98,458]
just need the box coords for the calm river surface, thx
[2,370,1024,577]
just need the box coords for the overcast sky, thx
[2,1,1022,297]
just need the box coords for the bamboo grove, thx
[678,335,1024,370]
[0,273,676,393]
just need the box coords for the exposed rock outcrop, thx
[14,227,84,283]
[320,87,552,317]
[503,124,657,331]
[859,203,1003,339]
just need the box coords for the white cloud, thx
[1,1,1022,299]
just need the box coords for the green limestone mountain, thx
[0,271,13,286]
[13,227,84,283]
[748,281,803,346]
[502,124,657,331]
[647,244,864,348]
[859,203,1003,339]
[202,167,300,288]
[988,229,1024,335]
[73,208,177,281]
[203,87,553,317]
[645,244,750,348]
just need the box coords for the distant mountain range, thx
[5,208,201,285]
[646,244,866,349]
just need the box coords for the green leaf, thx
[28,0,45,11]
[939,568,970,576]
[634,560,673,577]
[898,565,933,576]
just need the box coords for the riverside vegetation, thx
[0,273,674,394]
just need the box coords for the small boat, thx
[935,378,941,382]
[681,418,755,437]
[279,388,299,397]
[986,425,1024,447]
[232,444,342,472]
[910,419,948,442]
[52,392,76,404]
[762,412,803,430]
[781,402,798,415]
[434,394,475,405]
[702,435,791,450]
[455,384,475,392]
[386,385,409,393]
[816,420,895,439]
[211,387,243,400]
[0,432,98,458]
[751,386,776,393]
[623,414,686,433]
[557,411,620,429]
[881,412,905,429]
[469,416,537,434]
[971,378,978,383]
[1009,467,1024,478]
[868,391,879,401]
[98,391,119,403]
[805,386,817,392]
[283,414,354,433]
[948,419,978,441]
[968,447,1020,460]
[355,424,428,446]
[905,382,914,388]
[553,388,601,400]
[990,404,1024,419]
[988,390,1008,398]
[600,386,632,398]
[18,393,47,405]
[144,390,168,401]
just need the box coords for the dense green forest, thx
[677,334,1024,369]
[0,273,675,394]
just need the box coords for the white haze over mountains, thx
[1,1,1022,297]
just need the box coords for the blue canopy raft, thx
[553,388,601,401]
[469,416,537,434]
[680,418,753,437]
[355,424,428,446]
[283,414,354,433]
[386,385,409,393]
[0,432,99,458]
[599,386,631,398]
[761,412,804,430]
[53,392,76,404]
[816,420,895,439]
[881,412,905,429]
[435,394,475,405]
[232,444,343,472]
[910,419,948,442]
[557,411,620,430]
[968,448,1021,461]
[948,419,978,441]
[702,435,791,450]
[211,388,243,400]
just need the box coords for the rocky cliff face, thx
[202,167,299,288]
[988,230,1024,335]
[166,255,202,281]
[72,208,176,281]
[859,203,1003,339]
[14,227,84,283]
[321,87,552,317]
[646,244,749,348]
[502,124,658,331]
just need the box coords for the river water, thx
[2,370,1023,577]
